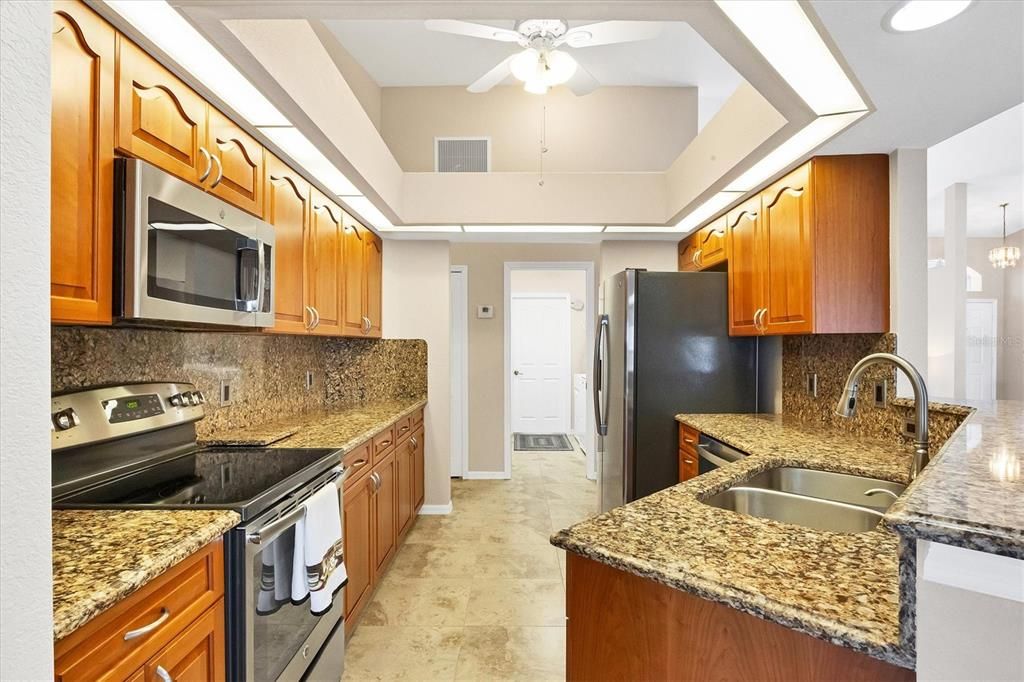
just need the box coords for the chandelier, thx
[988,203,1020,269]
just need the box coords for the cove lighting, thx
[378,225,464,233]
[342,196,394,231]
[884,1,973,32]
[463,225,604,233]
[675,192,745,232]
[724,111,867,192]
[604,226,685,234]
[259,127,360,197]
[716,0,866,116]
[104,1,288,126]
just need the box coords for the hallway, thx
[342,445,597,681]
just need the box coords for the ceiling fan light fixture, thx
[543,50,577,85]
[524,79,550,95]
[510,49,543,82]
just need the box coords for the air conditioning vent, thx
[435,137,490,172]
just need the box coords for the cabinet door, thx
[116,37,207,183]
[372,453,397,576]
[145,601,225,682]
[343,472,374,627]
[364,233,383,337]
[265,154,311,333]
[761,164,814,335]
[726,197,763,336]
[413,426,425,510]
[697,216,727,269]
[396,437,414,538]
[677,235,699,272]
[207,107,264,217]
[51,1,114,325]
[341,217,367,336]
[308,189,344,336]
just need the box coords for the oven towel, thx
[291,481,347,615]
[257,532,294,614]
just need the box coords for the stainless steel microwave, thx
[115,158,275,327]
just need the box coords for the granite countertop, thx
[885,400,1023,558]
[551,413,916,668]
[52,509,239,642]
[199,398,427,451]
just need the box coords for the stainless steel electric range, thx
[51,382,348,681]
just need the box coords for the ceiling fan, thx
[424,19,662,96]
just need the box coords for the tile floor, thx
[342,442,598,681]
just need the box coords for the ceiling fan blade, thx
[424,19,522,43]
[467,55,515,93]
[561,21,662,48]
[566,61,599,96]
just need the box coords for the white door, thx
[449,267,469,476]
[965,299,998,401]
[510,294,571,434]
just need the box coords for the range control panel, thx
[51,382,206,451]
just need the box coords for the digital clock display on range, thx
[101,394,165,423]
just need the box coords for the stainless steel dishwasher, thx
[696,435,749,475]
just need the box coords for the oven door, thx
[121,158,275,327]
[234,485,346,681]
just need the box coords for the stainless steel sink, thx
[702,467,906,533]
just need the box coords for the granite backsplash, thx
[782,333,965,453]
[51,326,427,439]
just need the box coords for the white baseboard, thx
[462,470,511,480]
[418,502,453,515]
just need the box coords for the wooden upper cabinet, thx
[342,217,368,336]
[677,234,699,272]
[51,1,114,325]
[308,189,344,336]
[207,107,264,217]
[726,197,763,336]
[265,154,311,334]
[697,216,727,269]
[761,164,814,334]
[116,36,207,183]
[365,233,383,337]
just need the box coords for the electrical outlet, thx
[872,380,888,408]
[219,380,234,406]
[903,420,918,438]
[305,370,314,390]
[805,372,818,398]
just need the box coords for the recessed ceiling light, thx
[884,1,973,32]
[104,0,288,127]
[463,225,604,233]
[716,0,866,115]
[341,196,394,230]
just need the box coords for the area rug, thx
[513,433,573,451]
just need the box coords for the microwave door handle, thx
[256,240,267,314]
[236,240,260,311]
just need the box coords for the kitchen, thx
[2,1,1023,681]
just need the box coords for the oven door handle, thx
[246,466,347,545]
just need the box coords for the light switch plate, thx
[477,305,494,319]
[805,373,818,398]
[872,380,887,408]
[305,370,314,390]
[219,380,235,406]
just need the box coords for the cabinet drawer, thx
[372,425,396,462]
[55,540,224,682]
[342,441,372,490]
[144,599,224,682]
[394,415,413,443]
[411,409,424,426]
[679,449,699,482]
[678,424,700,451]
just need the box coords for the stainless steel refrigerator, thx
[594,270,780,513]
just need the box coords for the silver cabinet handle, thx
[362,316,371,334]
[411,437,418,448]
[694,248,702,267]
[311,306,321,330]
[210,154,223,188]
[123,608,170,641]
[758,307,769,333]
[304,305,314,330]
[371,471,381,491]
[198,147,212,183]
[155,666,173,682]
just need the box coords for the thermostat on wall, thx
[477,305,494,319]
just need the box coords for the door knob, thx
[513,370,521,376]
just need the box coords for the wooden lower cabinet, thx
[566,554,914,682]
[678,423,700,482]
[343,409,426,635]
[55,540,225,682]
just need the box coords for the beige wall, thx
[381,85,697,173]
[450,243,600,473]
[312,21,382,131]
[381,240,452,508]
[510,270,589,431]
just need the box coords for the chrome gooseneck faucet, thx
[835,353,930,481]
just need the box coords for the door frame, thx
[449,265,469,478]
[510,292,573,435]
[965,298,998,401]
[503,261,597,480]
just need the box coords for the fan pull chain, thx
[539,105,547,187]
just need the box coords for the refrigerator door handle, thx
[594,314,610,436]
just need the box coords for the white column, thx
[0,1,54,678]
[945,183,968,400]
[889,149,929,397]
